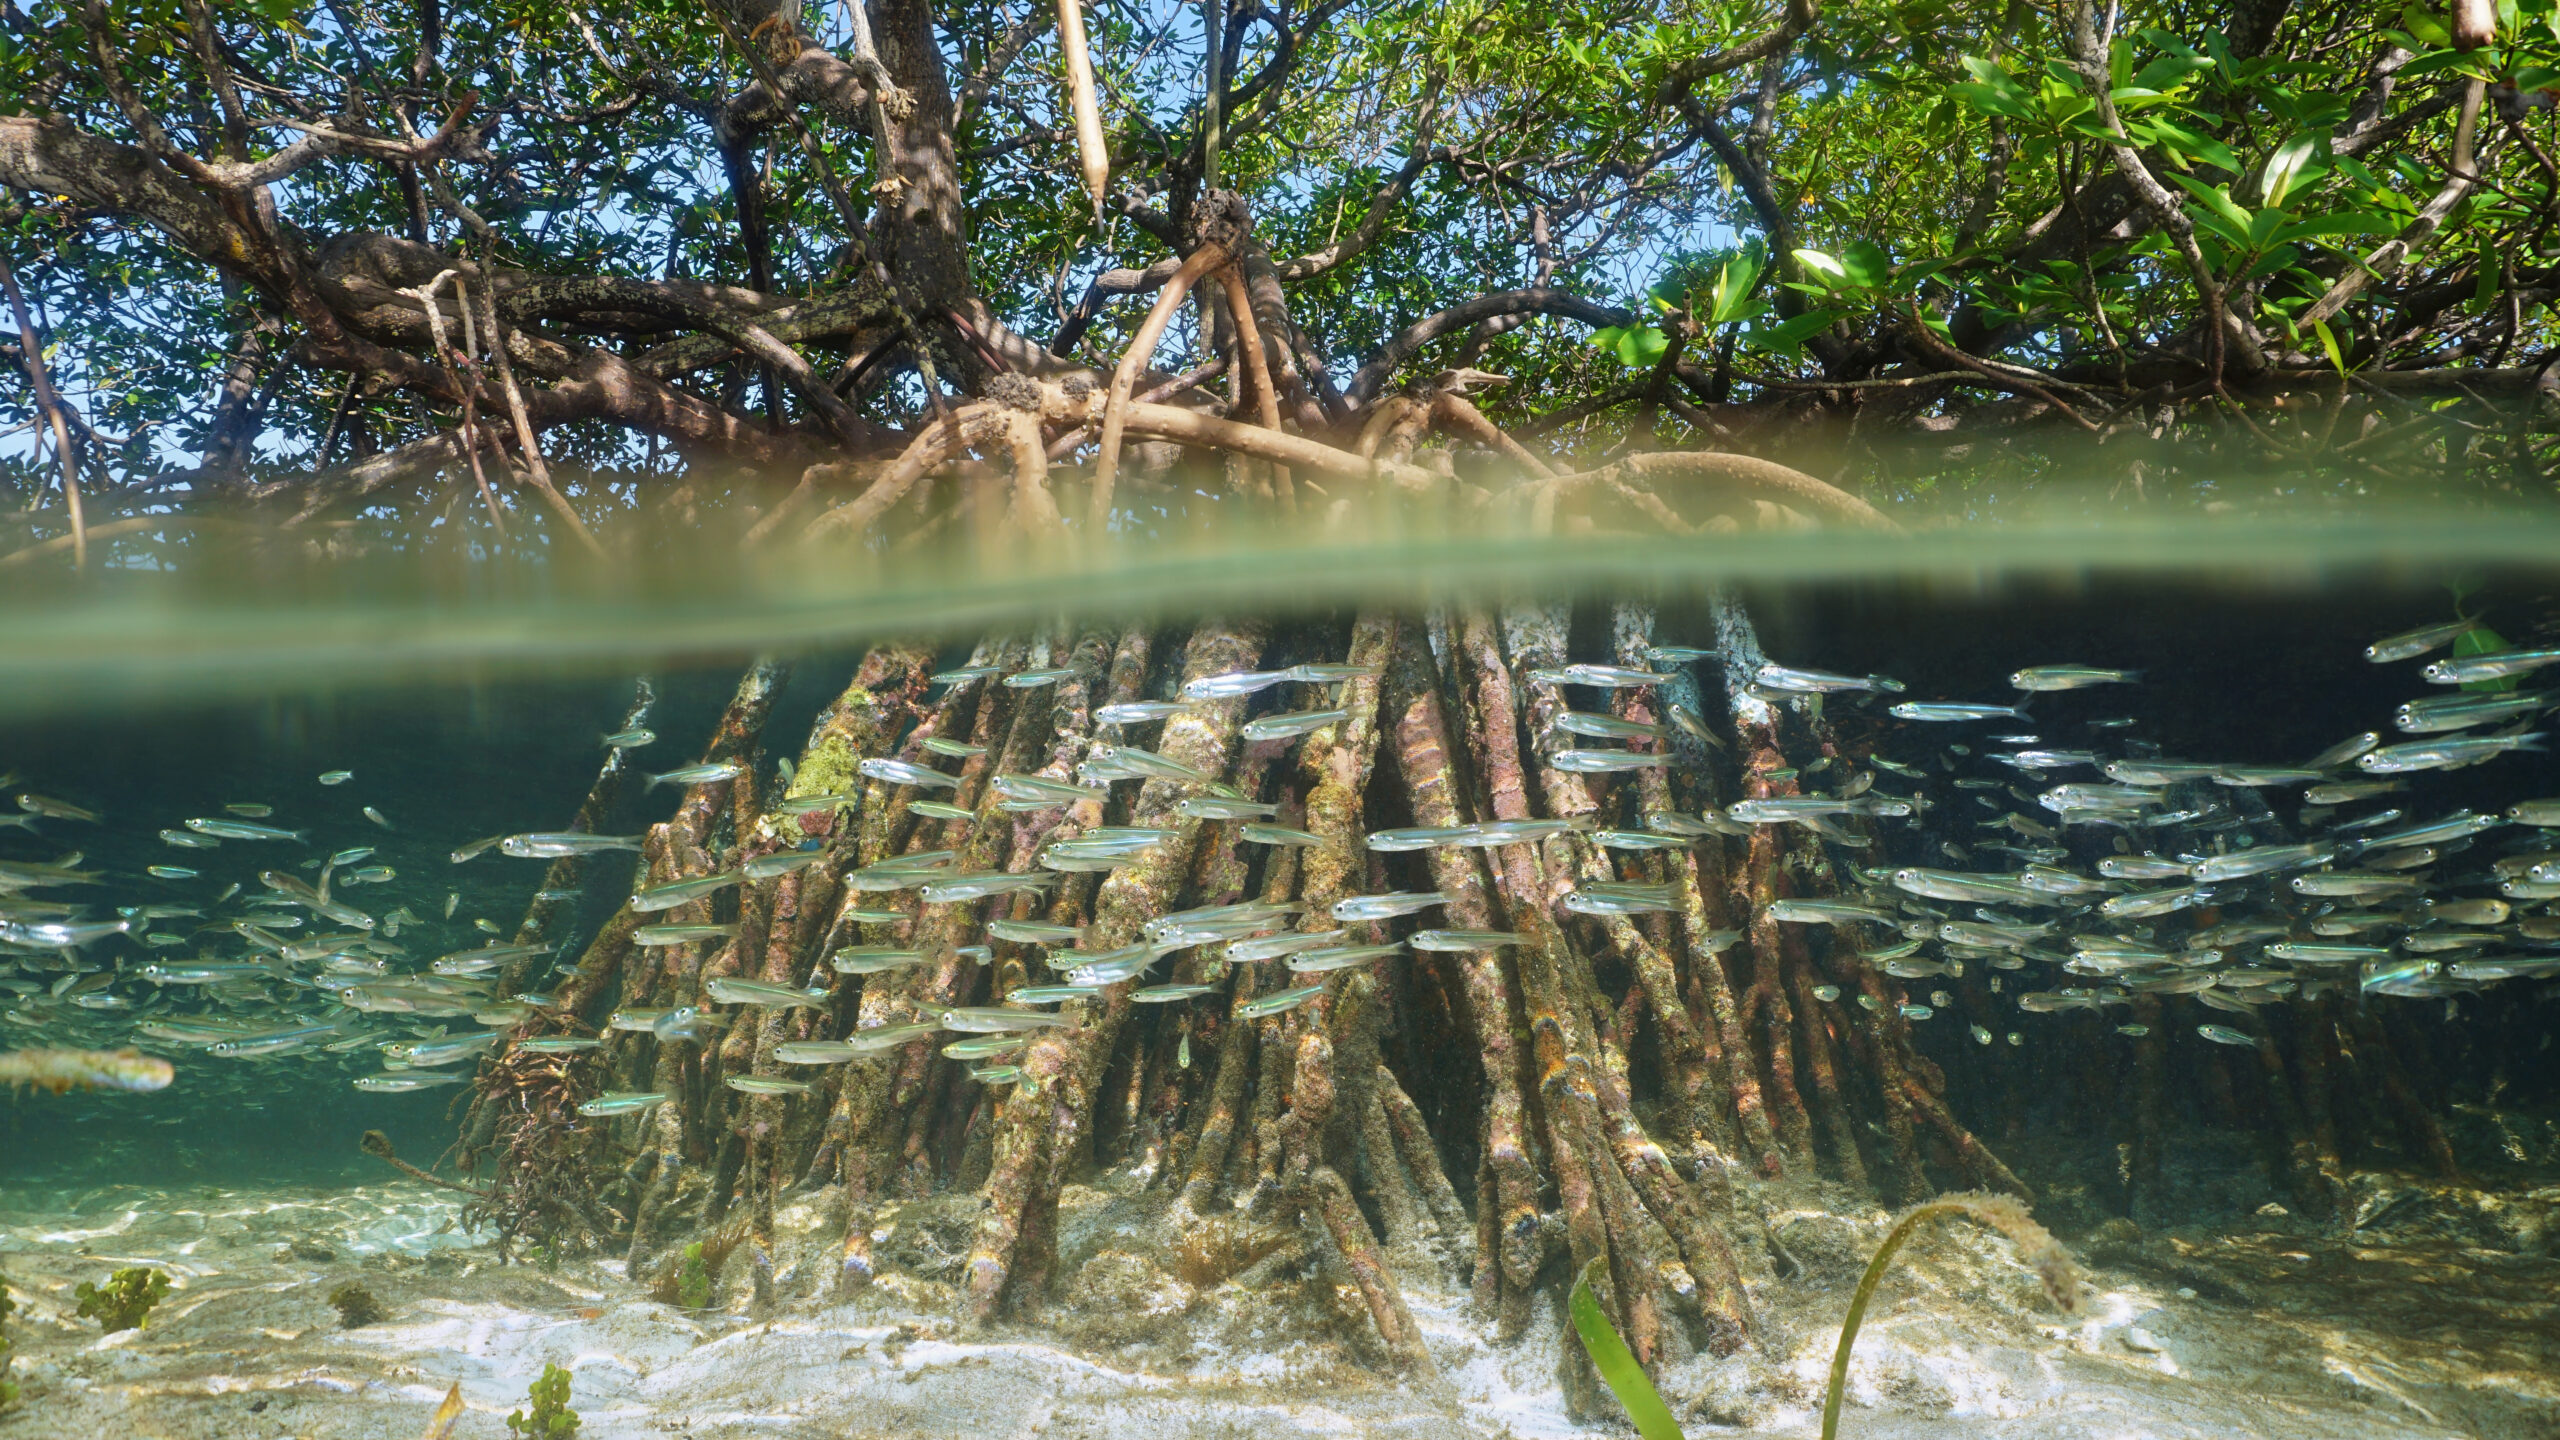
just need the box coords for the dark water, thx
[3,564,2556,1208]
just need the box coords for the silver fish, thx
[2366,618,2486,663]
[185,817,307,842]
[1550,749,1670,773]
[1331,891,1445,921]
[646,761,746,789]
[1180,669,1297,700]
[1237,983,1327,1018]
[1094,701,1192,724]
[2010,665,2141,691]
[2422,646,2560,684]
[1242,708,1350,742]
[1754,662,1903,695]
[632,872,745,912]
[577,1091,673,1116]
[1891,700,2030,721]
[860,758,961,789]
[633,923,738,946]
[1527,663,1669,688]
[2358,732,2546,773]
[501,832,645,858]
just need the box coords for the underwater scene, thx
[9,0,2560,1434]
[4,545,2558,1440]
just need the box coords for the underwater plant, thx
[327,1282,386,1328]
[1567,1258,1684,1440]
[73,1267,170,1333]
[675,1243,712,1311]
[2,1280,19,1407]
[1818,1193,2081,1440]
[505,1362,580,1438]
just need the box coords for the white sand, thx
[1,1175,2551,1439]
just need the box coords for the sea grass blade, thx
[1568,1257,1685,1440]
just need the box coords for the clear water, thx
[2,509,2557,1438]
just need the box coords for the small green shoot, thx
[505,1361,580,1438]
[1820,1193,2080,1440]
[1567,1258,1684,1440]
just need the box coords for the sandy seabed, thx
[0,1170,2553,1440]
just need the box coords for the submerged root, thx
[441,587,2131,1389]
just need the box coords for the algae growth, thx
[71,1267,168,1334]
[506,1362,581,1438]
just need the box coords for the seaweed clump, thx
[506,1362,580,1438]
[74,1267,170,1333]
[327,1281,385,1328]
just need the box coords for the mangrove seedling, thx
[327,1281,385,1328]
[675,1242,711,1310]
[1820,1192,2082,1440]
[74,1266,171,1333]
[506,1362,580,1438]
[1567,1258,1684,1440]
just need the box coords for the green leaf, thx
[1708,247,1767,325]
[1792,248,1850,288]
[2398,2,2451,47]
[1748,308,1843,356]
[1838,239,1891,291]
[1592,324,1670,369]
[2260,133,2327,207]
[2143,118,2240,174]
[2269,211,2401,245]
[1569,1259,1686,1440]
[2311,318,2347,376]
[1950,81,2036,120]
[2170,172,2252,234]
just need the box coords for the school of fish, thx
[3,614,2554,1126]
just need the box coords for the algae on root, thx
[327,1281,386,1328]
[506,1361,581,1438]
[73,1266,170,1333]
[1819,1192,2081,1440]
[1567,1257,1685,1440]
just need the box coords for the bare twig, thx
[0,254,89,570]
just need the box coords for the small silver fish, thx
[2010,665,2141,691]
[1242,708,1350,742]
[1237,983,1326,1018]
[1095,701,1191,724]
[577,1091,674,1116]
[2365,618,2485,663]
[647,761,746,789]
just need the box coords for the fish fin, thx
[420,1380,465,1440]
